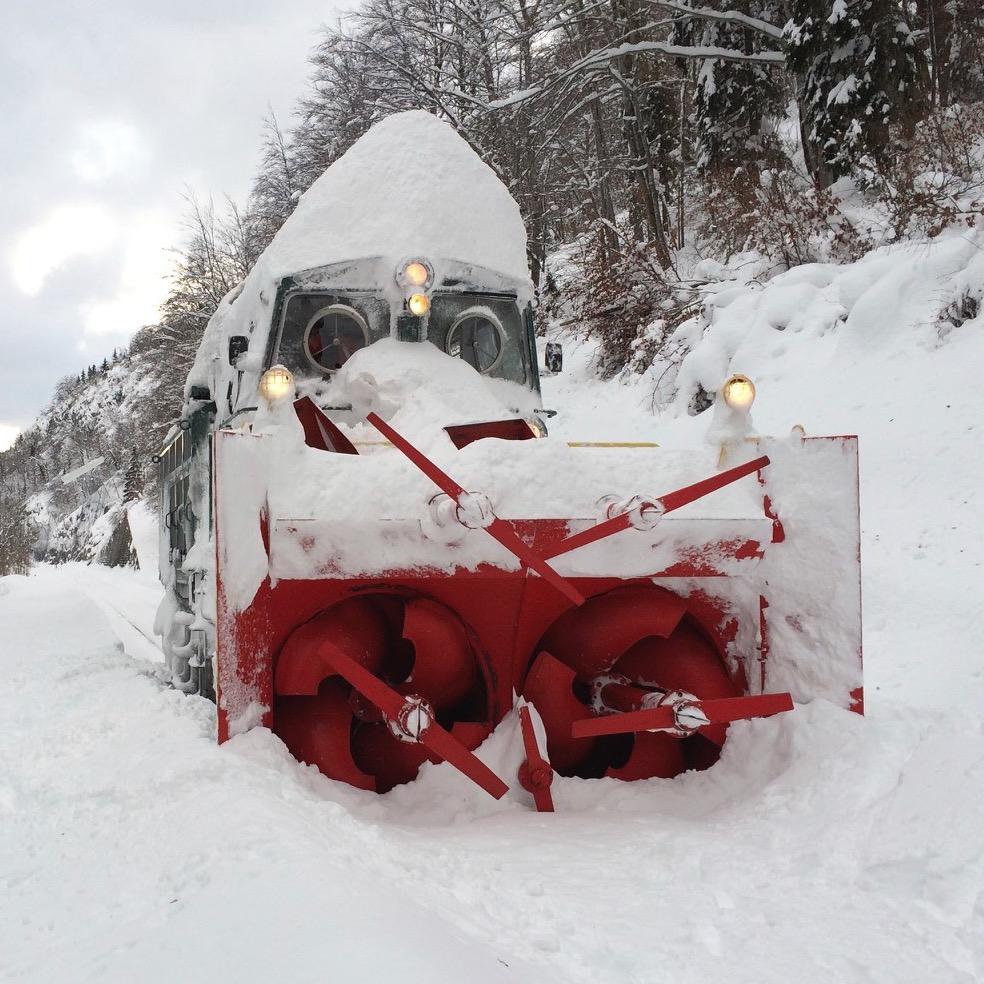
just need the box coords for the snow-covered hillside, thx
[2,230,983,983]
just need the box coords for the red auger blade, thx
[274,680,376,790]
[540,585,689,679]
[402,597,478,710]
[274,597,387,696]
[571,692,794,739]
[351,722,433,792]
[542,455,771,560]
[518,704,554,812]
[522,650,596,773]
[606,731,686,781]
[322,642,508,800]
[366,412,584,607]
[352,720,493,793]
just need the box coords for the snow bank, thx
[664,229,984,433]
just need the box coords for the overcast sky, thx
[0,0,344,450]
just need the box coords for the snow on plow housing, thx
[156,111,862,808]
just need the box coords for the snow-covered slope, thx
[2,230,983,982]
[5,353,160,566]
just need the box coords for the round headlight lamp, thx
[258,365,295,405]
[722,373,756,411]
[408,293,431,316]
[397,258,434,290]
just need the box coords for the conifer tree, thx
[785,0,924,184]
[123,448,143,503]
[679,2,785,174]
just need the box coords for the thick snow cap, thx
[187,112,530,401]
[261,110,529,283]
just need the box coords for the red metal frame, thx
[213,424,863,802]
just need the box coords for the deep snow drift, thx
[3,228,984,983]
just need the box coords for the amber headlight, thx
[408,293,431,316]
[397,258,434,290]
[258,365,295,405]
[722,373,756,411]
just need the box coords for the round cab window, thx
[304,305,369,372]
[446,312,504,373]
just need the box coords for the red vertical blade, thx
[518,704,554,812]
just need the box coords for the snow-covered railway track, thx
[62,563,166,665]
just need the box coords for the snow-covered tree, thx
[785,0,924,184]
[675,1,784,173]
[123,449,143,503]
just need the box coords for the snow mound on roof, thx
[188,112,529,399]
[261,110,528,283]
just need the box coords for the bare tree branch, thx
[650,0,785,40]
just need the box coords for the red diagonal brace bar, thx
[518,704,554,813]
[367,412,584,606]
[321,642,509,799]
[571,691,793,738]
[542,455,771,561]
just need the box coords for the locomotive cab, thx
[260,256,539,396]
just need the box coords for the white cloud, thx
[80,211,174,336]
[7,203,174,338]
[8,203,118,296]
[0,423,20,452]
[71,120,149,183]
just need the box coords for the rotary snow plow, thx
[210,370,862,808]
[158,111,861,811]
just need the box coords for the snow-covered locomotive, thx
[157,112,862,808]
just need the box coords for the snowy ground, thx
[3,234,984,982]
[3,558,982,984]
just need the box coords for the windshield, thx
[274,289,531,386]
